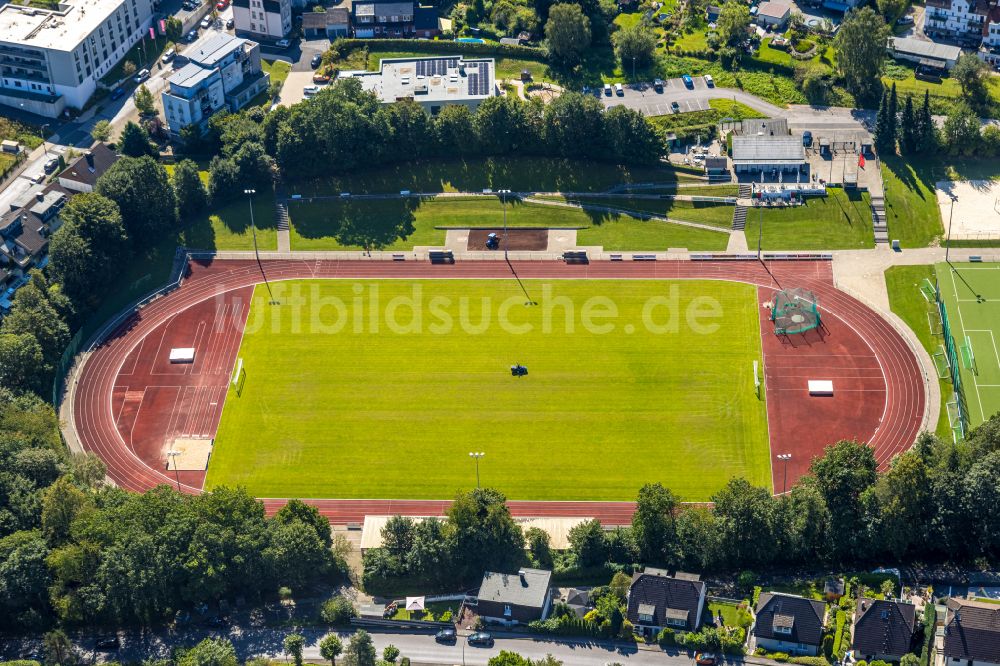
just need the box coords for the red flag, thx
[159,18,166,34]
[149,26,155,39]
[858,153,866,169]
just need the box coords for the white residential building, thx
[0,0,155,117]
[980,6,1000,64]
[924,0,994,46]
[232,0,291,41]
[161,33,269,136]
[345,56,497,115]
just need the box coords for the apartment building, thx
[161,33,269,136]
[980,6,1000,64]
[351,0,416,37]
[924,0,994,46]
[0,0,155,117]
[233,0,291,41]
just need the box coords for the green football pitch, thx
[935,263,1000,428]
[206,279,771,500]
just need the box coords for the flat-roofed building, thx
[233,0,291,41]
[0,0,156,116]
[346,55,497,115]
[732,135,806,174]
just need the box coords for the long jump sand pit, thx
[937,179,1000,239]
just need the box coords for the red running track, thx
[71,258,925,524]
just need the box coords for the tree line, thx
[364,418,1000,596]
[0,391,343,630]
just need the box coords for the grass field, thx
[884,265,952,438]
[934,262,1000,428]
[288,196,730,251]
[207,279,770,500]
[742,188,873,250]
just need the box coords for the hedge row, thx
[333,38,548,62]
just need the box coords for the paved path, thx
[277,229,290,252]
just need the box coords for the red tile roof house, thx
[852,598,917,662]
[625,569,707,640]
[940,598,1000,666]
[752,592,827,657]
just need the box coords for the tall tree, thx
[603,105,662,165]
[0,334,46,395]
[869,451,930,558]
[941,102,982,156]
[542,92,606,158]
[612,24,657,73]
[887,82,899,151]
[834,7,889,104]
[711,477,776,568]
[917,89,936,153]
[134,84,155,116]
[178,638,239,666]
[95,156,177,246]
[899,94,917,154]
[172,159,208,221]
[118,121,156,158]
[343,629,377,666]
[953,53,990,110]
[568,518,607,566]
[284,633,305,666]
[545,3,591,67]
[446,487,525,581]
[874,89,892,153]
[49,193,129,306]
[717,0,751,47]
[319,634,343,666]
[809,441,877,559]
[0,273,71,373]
[631,483,679,566]
[90,119,112,144]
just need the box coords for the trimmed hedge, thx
[791,657,832,666]
[332,38,548,62]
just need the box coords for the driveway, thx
[599,76,786,118]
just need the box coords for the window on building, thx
[775,626,793,636]
[504,605,512,617]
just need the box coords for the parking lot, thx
[597,75,785,118]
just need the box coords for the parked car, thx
[312,72,331,84]
[225,17,234,28]
[110,86,126,100]
[95,637,120,651]
[653,78,665,92]
[802,130,813,147]
[467,632,494,647]
[43,157,59,174]
[435,628,457,643]
[303,85,320,97]
[186,29,198,42]
[602,83,611,96]
[161,47,175,63]
[310,53,322,68]
[703,74,714,87]
[682,73,693,88]
[134,68,150,83]
[696,654,717,666]
[276,38,291,48]
[614,82,624,96]
[671,100,680,112]
[200,15,212,28]
[897,15,914,24]
[216,0,229,8]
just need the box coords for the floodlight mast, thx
[469,452,485,488]
[776,453,792,494]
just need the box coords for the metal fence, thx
[935,279,968,441]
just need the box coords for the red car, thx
[696,654,717,666]
[215,0,228,9]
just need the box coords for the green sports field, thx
[206,279,770,500]
[935,263,1000,427]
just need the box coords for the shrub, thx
[320,596,358,625]
[792,39,815,53]
[657,628,676,646]
[791,658,831,666]
[772,653,790,662]
[383,645,400,662]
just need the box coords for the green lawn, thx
[288,196,730,251]
[934,262,1000,429]
[742,188,873,250]
[263,59,291,86]
[555,195,735,229]
[881,157,944,248]
[164,164,278,251]
[207,279,771,500]
[883,67,1000,116]
[287,157,703,197]
[884,265,953,438]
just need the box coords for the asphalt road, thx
[3,625,705,666]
